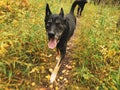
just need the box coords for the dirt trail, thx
[50,18,81,90]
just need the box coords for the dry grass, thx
[0,0,120,90]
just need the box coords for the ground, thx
[0,1,119,90]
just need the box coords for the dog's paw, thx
[50,64,61,83]
[50,71,57,83]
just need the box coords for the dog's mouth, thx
[47,32,63,49]
[48,38,59,49]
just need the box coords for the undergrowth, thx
[0,0,119,90]
[71,4,120,90]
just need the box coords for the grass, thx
[0,0,120,90]
[70,4,120,90]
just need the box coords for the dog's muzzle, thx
[48,32,58,49]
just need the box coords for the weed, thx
[0,0,119,90]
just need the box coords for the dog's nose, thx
[48,32,55,37]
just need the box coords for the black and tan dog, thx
[44,1,81,83]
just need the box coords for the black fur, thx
[45,1,80,66]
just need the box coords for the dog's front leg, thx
[50,49,61,83]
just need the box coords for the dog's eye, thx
[48,19,52,23]
[46,21,52,27]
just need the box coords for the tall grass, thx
[71,4,120,90]
[0,0,48,89]
[0,0,74,89]
[0,0,119,90]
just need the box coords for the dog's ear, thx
[46,3,52,16]
[59,8,64,17]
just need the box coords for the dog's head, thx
[45,3,66,49]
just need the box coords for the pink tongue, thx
[48,39,57,49]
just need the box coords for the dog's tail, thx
[70,1,80,14]
[70,0,88,14]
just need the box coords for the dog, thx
[44,1,81,83]
[76,0,88,17]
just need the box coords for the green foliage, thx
[72,4,120,90]
[0,0,49,89]
[0,0,119,90]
